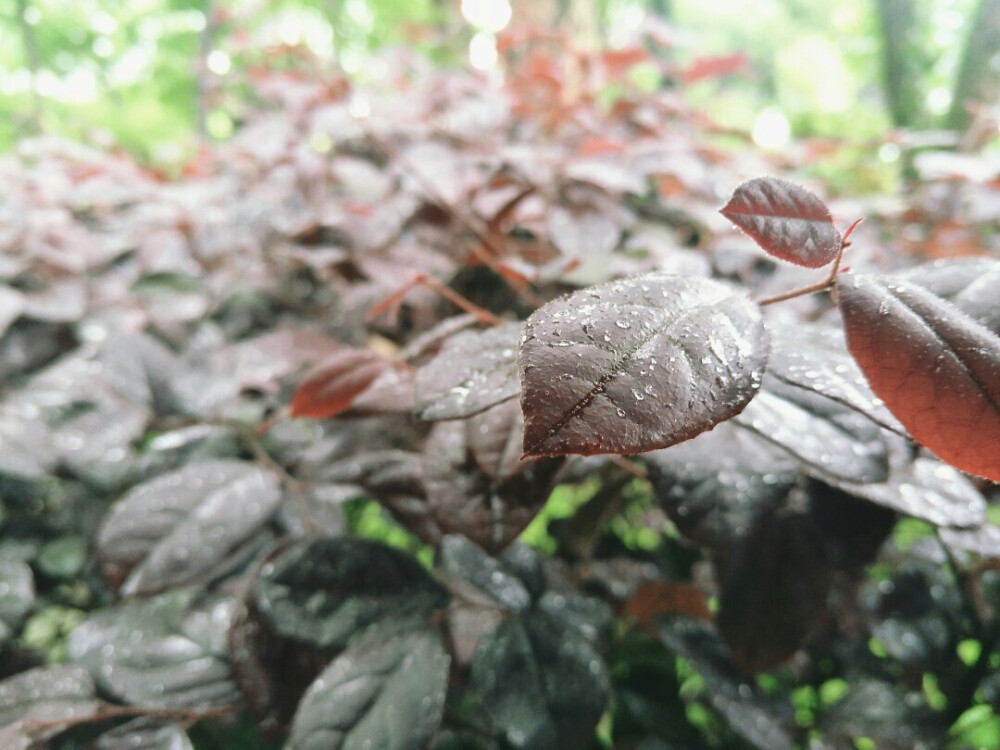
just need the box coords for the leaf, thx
[469,611,610,750]
[291,348,392,419]
[807,480,897,570]
[0,285,24,339]
[623,581,712,631]
[939,522,1000,558]
[466,398,535,482]
[656,617,795,750]
[423,420,561,553]
[250,538,448,649]
[0,558,34,645]
[898,257,1000,336]
[819,456,985,528]
[518,272,768,457]
[766,320,905,434]
[94,719,194,750]
[820,679,944,749]
[67,589,240,709]
[97,460,282,595]
[415,322,522,420]
[0,665,98,737]
[645,421,799,550]
[438,535,532,612]
[286,620,450,750]
[836,273,1000,481]
[716,499,833,673]
[318,450,443,545]
[719,177,841,268]
[733,375,889,483]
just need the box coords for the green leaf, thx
[469,611,610,750]
[286,620,450,750]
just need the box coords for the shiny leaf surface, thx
[837,274,1000,481]
[720,177,841,268]
[518,273,768,456]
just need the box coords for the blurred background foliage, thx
[0,0,997,186]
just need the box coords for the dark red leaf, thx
[836,273,1000,482]
[717,503,832,673]
[720,177,841,268]
[291,349,391,419]
[518,273,769,457]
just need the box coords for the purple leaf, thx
[720,177,841,268]
[518,273,768,457]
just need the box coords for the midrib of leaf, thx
[525,297,726,454]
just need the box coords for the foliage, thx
[1,25,1000,750]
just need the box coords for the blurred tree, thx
[874,0,931,127]
[948,0,1000,130]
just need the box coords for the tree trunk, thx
[948,0,1000,131]
[874,0,926,128]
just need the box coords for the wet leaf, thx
[821,679,944,749]
[820,456,985,528]
[291,348,391,419]
[733,375,889,483]
[717,499,833,673]
[423,420,561,553]
[415,322,522,421]
[766,320,905,434]
[720,177,841,268]
[837,273,1000,481]
[645,421,799,550]
[94,719,194,750]
[898,257,1000,336]
[0,403,56,480]
[251,538,448,649]
[469,611,610,750]
[657,617,795,750]
[0,558,34,644]
[807,480,896,570]
[0,665,98,736]
[518,272,768,457]
[97,460,282,595]
[286,620,450,750]
[0,286,24,339]
[438,535,532,612]
[466,398,535,482]
[939,522,1000,557]
[67,589,240,709]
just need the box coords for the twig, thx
[757,218,861,307]
[367,272,504,327]
[20,701,239,738]
[359,124,544,307]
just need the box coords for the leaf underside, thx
[837,274,1000,482]
[518,272,768,457]
[720,176,841,268]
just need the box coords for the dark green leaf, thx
[286,620,450,750]
[251,538,448,649]
[469,611,610,750]
[0,665,98,737]
[67,589,240,709]
[97,460,282,595]
[94,719,194,750]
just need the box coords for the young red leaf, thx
[291,348,390,419]
[837,274,1000,482]
[720,177,841,268]
[518,273,769,457]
